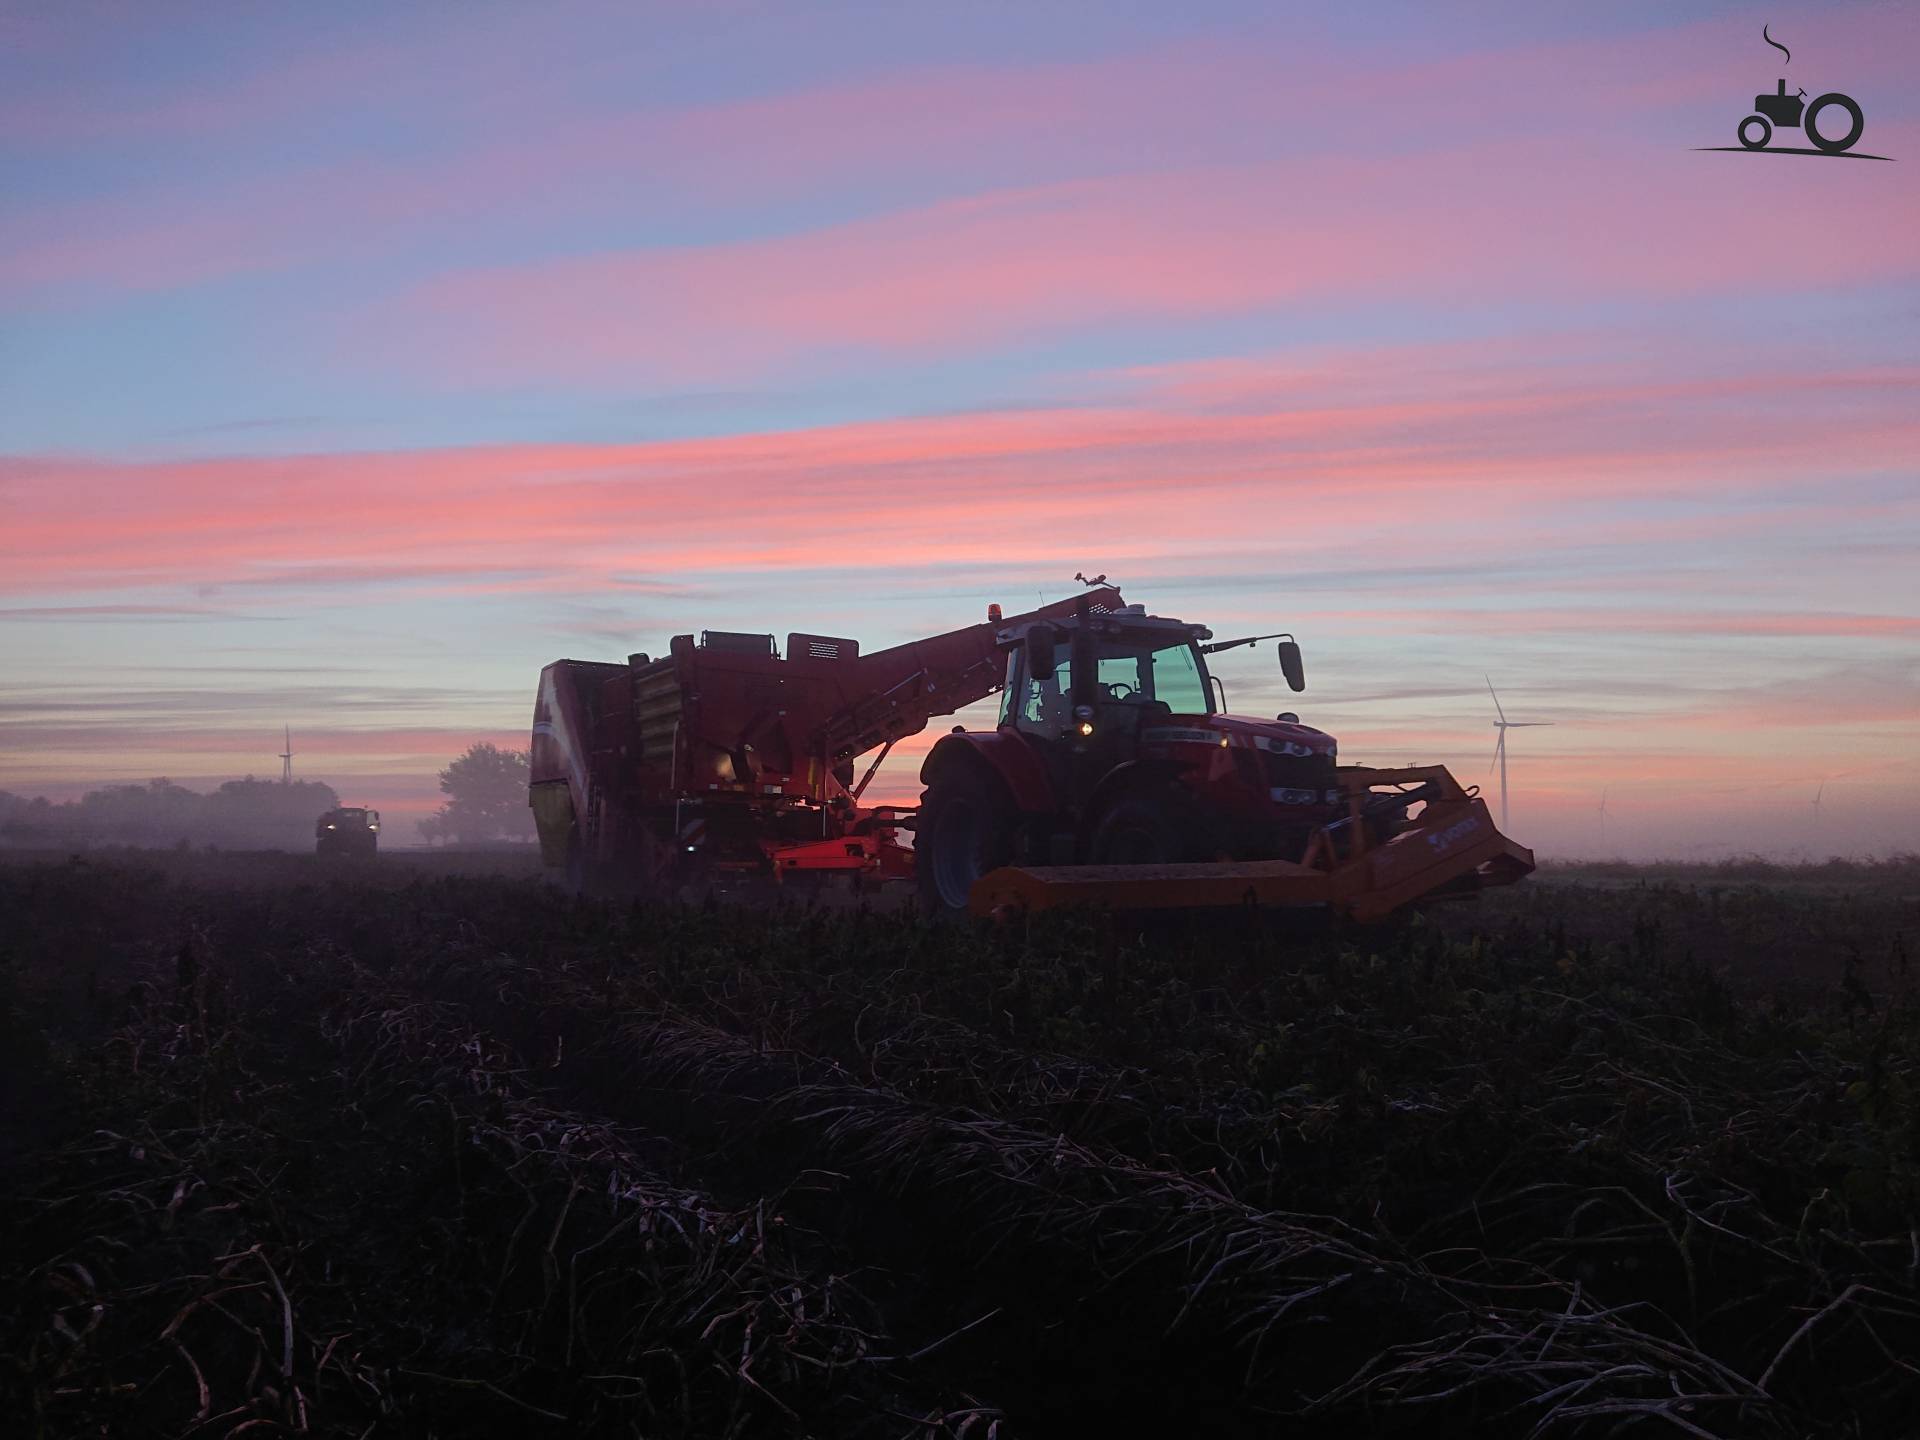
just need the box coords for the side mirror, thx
[1278,639,1305,693]
[1025,623,1058,682]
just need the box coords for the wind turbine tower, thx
[279,726,295,785]
[1486,677,1552,832]
[1597,785,1611,851]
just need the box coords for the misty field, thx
[2,852,1916,1438]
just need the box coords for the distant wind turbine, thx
[1810,781,1825,824]
[279,725,295,785]
[1486,677,1553,831]
[1597,785,1611,849]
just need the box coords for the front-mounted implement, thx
[968,765,1533,921]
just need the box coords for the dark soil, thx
[2,850,1916,1437]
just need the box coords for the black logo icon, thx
[1698,25,1892,161]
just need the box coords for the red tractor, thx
[916,594,1532,921]
[529,588,1532,920]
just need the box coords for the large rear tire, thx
[1804,92,1863,153]
[915,769,1017,919]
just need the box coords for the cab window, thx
[1097,653,1143,699]
[1014,645,1074,732]
[1146,642,1211,714]
[1089,642,1210,713]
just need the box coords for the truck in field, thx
[316,806,379,857]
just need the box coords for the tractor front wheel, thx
[1086,785,1210,865]
[916,770,1016,918]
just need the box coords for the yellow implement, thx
[970,766,1534,922]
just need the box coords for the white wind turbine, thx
[1597,784,1611,851]
[1486,677,1553,831]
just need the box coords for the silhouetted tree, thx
[208,777,340,847]
[428,744,534,843]
[76,779,204,846]
[0,793,59,845]
[0,776,337,849]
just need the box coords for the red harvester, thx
[529,588,1534,919]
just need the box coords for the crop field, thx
[3,851,1917,1438]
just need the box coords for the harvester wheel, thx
[916,770,1016,918]
[1086,785,1209,865]
[560,829,591,895]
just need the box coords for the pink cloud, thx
[372,138,1920,384]
[1298,608,1920,639]
[7,5,1914,310]
[3,335,1916,595]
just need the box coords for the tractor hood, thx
[1218,713,1336,756]
[1143,712,1336,759]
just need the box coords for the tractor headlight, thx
[1073,705,1094,721]
[1077,721,1094,736]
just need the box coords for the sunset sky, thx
[3,0,1916,858]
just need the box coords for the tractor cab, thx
[1754,79,1808,127]
[997,609,1219,818]
[1003,606,1213,729]
[997,603,1309,758]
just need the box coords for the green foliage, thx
[426,742,533,843]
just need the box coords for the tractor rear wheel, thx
[1805,92,1863,153]
[916,770,1016,918]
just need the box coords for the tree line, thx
[0,744,538,851]
[0,777,342,850]
[416,744,534,845]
